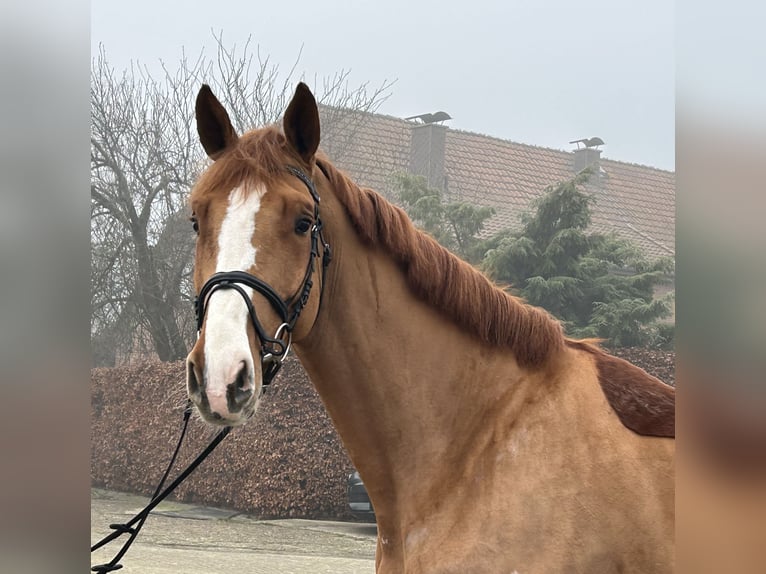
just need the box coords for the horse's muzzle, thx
[186,354,259,426]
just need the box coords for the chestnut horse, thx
[185,83,675,573]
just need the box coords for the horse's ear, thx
[283,82,320,164]
[195,85,238,160]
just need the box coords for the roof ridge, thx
[320,104,674,174]
[599,157,675,175]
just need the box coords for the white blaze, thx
[202,185,265,412]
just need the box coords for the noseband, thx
[194,165,331,387]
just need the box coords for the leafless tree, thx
[91,34,393,365]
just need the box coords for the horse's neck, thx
[294,207,536,528]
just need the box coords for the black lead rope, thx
[91,402,231,572]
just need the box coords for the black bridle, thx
[194,165,331,388]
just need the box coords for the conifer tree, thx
[482,170,674,347]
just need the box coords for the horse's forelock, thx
[192,126,293,203]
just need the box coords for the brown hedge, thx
[91,356,355,519]
[91,348,673,518]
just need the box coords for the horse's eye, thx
[190,216,199,234]
[295,217,312,235]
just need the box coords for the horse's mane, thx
[316,156,566,369]
[192,126,565,368]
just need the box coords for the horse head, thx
[185,83,329,426]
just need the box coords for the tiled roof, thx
[319,107,675,260]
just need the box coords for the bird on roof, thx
[405,111,452,124]
[569,137,605,149]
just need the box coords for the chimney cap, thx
[569,137,605,149]
[405,111,452,125]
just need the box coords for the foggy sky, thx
[91,0,675,171]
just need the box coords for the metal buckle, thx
[261,322,292,366]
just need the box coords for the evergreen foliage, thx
[393,172,494,264]
[482,169,674,347]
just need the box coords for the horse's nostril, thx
[234,361,249,390]
[187,360,201,396]
[226,361,254,413]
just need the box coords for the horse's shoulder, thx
[567,340,675,438]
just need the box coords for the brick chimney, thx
[409,123,448,192]
[570,137,604,173]
[573,147,602,172]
